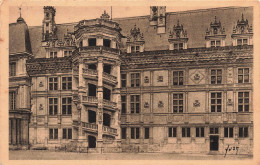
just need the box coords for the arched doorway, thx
[88,135,96,148]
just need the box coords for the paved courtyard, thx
[9,150,252,160]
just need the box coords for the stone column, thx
[97,57,104,148]
[114,62,121,141]
[78,58,85,142]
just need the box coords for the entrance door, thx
[210,135,219,151]
[88,135,96,148]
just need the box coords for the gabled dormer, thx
[168,20,188,50]
[126,25,145,53]
[205,16,226,48]
[231,14,253,46]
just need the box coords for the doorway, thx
[88,135,96,148]
[88,110,96,123]
[103,113,111,127]
[210,135,219,151]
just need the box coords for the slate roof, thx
[9,6,253,58]
[9,20,32,55]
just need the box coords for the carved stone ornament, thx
[227,99,233,106]
[206,16,225,36]
[193,74,200,81]
[144,102,149,108]
[158,101,164,108]
[144,76,149,83]
[98,111,103,124]
[157,76,163,82]
[193,100,200,107]
[77,104,82,110]
[39,81,44,87]
[39,104,44,110]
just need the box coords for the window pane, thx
[229,128,233,138]
[63,129,66,139]
[201,128,204,137]
[131,128,134,139]
[136,128,140,139]
[224,127,228,137]
[169,128,172,137]
[196,128,199,137]
[244,127,248,137]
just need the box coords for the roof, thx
[10,6,253,58]
[9,20,32,55]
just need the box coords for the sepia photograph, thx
[1,0,260,163]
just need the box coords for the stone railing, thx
[82,96,98,104]
[78,46,120,54]
[83,68,98,76]
[103,72,117,83]
[103,126,117,135]
[103,99,117,110]
[82,122,98,131]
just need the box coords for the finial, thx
[19,6,22,17]
[214,16,217,23]
[242,13,244,21]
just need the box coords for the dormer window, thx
[103,39,111,47]
[64,50,72,57]
[50,51,57,58]
[168,20,188,50]
[237,39,248,46]
[205,16,226,48]
[174,43,183,50]
[131,45,140,53]
[232,14,253,46]
[126,25,145,53]
[211,40,221,47]
[88,38,96,46]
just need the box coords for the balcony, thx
[103,126,117,136]
[103,99,117,111]
[82,68,98,80]
[103,72,117,85]
[82,96,98,106]
[82,122,98,133]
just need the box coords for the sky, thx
[8,6,221,26]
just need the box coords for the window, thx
[224,127,233,138]
[173,43,184,50]
[131,73,140,87]
[9,62,16,76]
[121,74,126,88]
[238,92,249,112]
[49,128,58,139]
[49,77,58,90]
[121,95,126,114]
[238,68,249,83]
[173,93,183,113]
[239,127,248,138]
[88,38,96,46]
[62,97,72,115]
[182,127,190,137]
[131,127,140,139]
[62,77,72,90]
[62,128,72,139]
[9,91,16,110]
[210,127,219,134]
[211,40,221,47]
[211,92,222,112]
[144,128,150,139]
[50,51,57,58]
[168,127,177,137]
[64,50,72,57]
[130,95,140,113]
[196,127,204,137]
[49,98,58,115]
[79,41,83,47]
[121,128,126,139]
[103,39,111,47]
[211,69,222,84]
[237,39,248,46]
[131,46,140,53]
[173,71,184,85]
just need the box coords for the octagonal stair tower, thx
[72,11,123,152]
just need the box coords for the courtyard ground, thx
[9,150,252,160]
